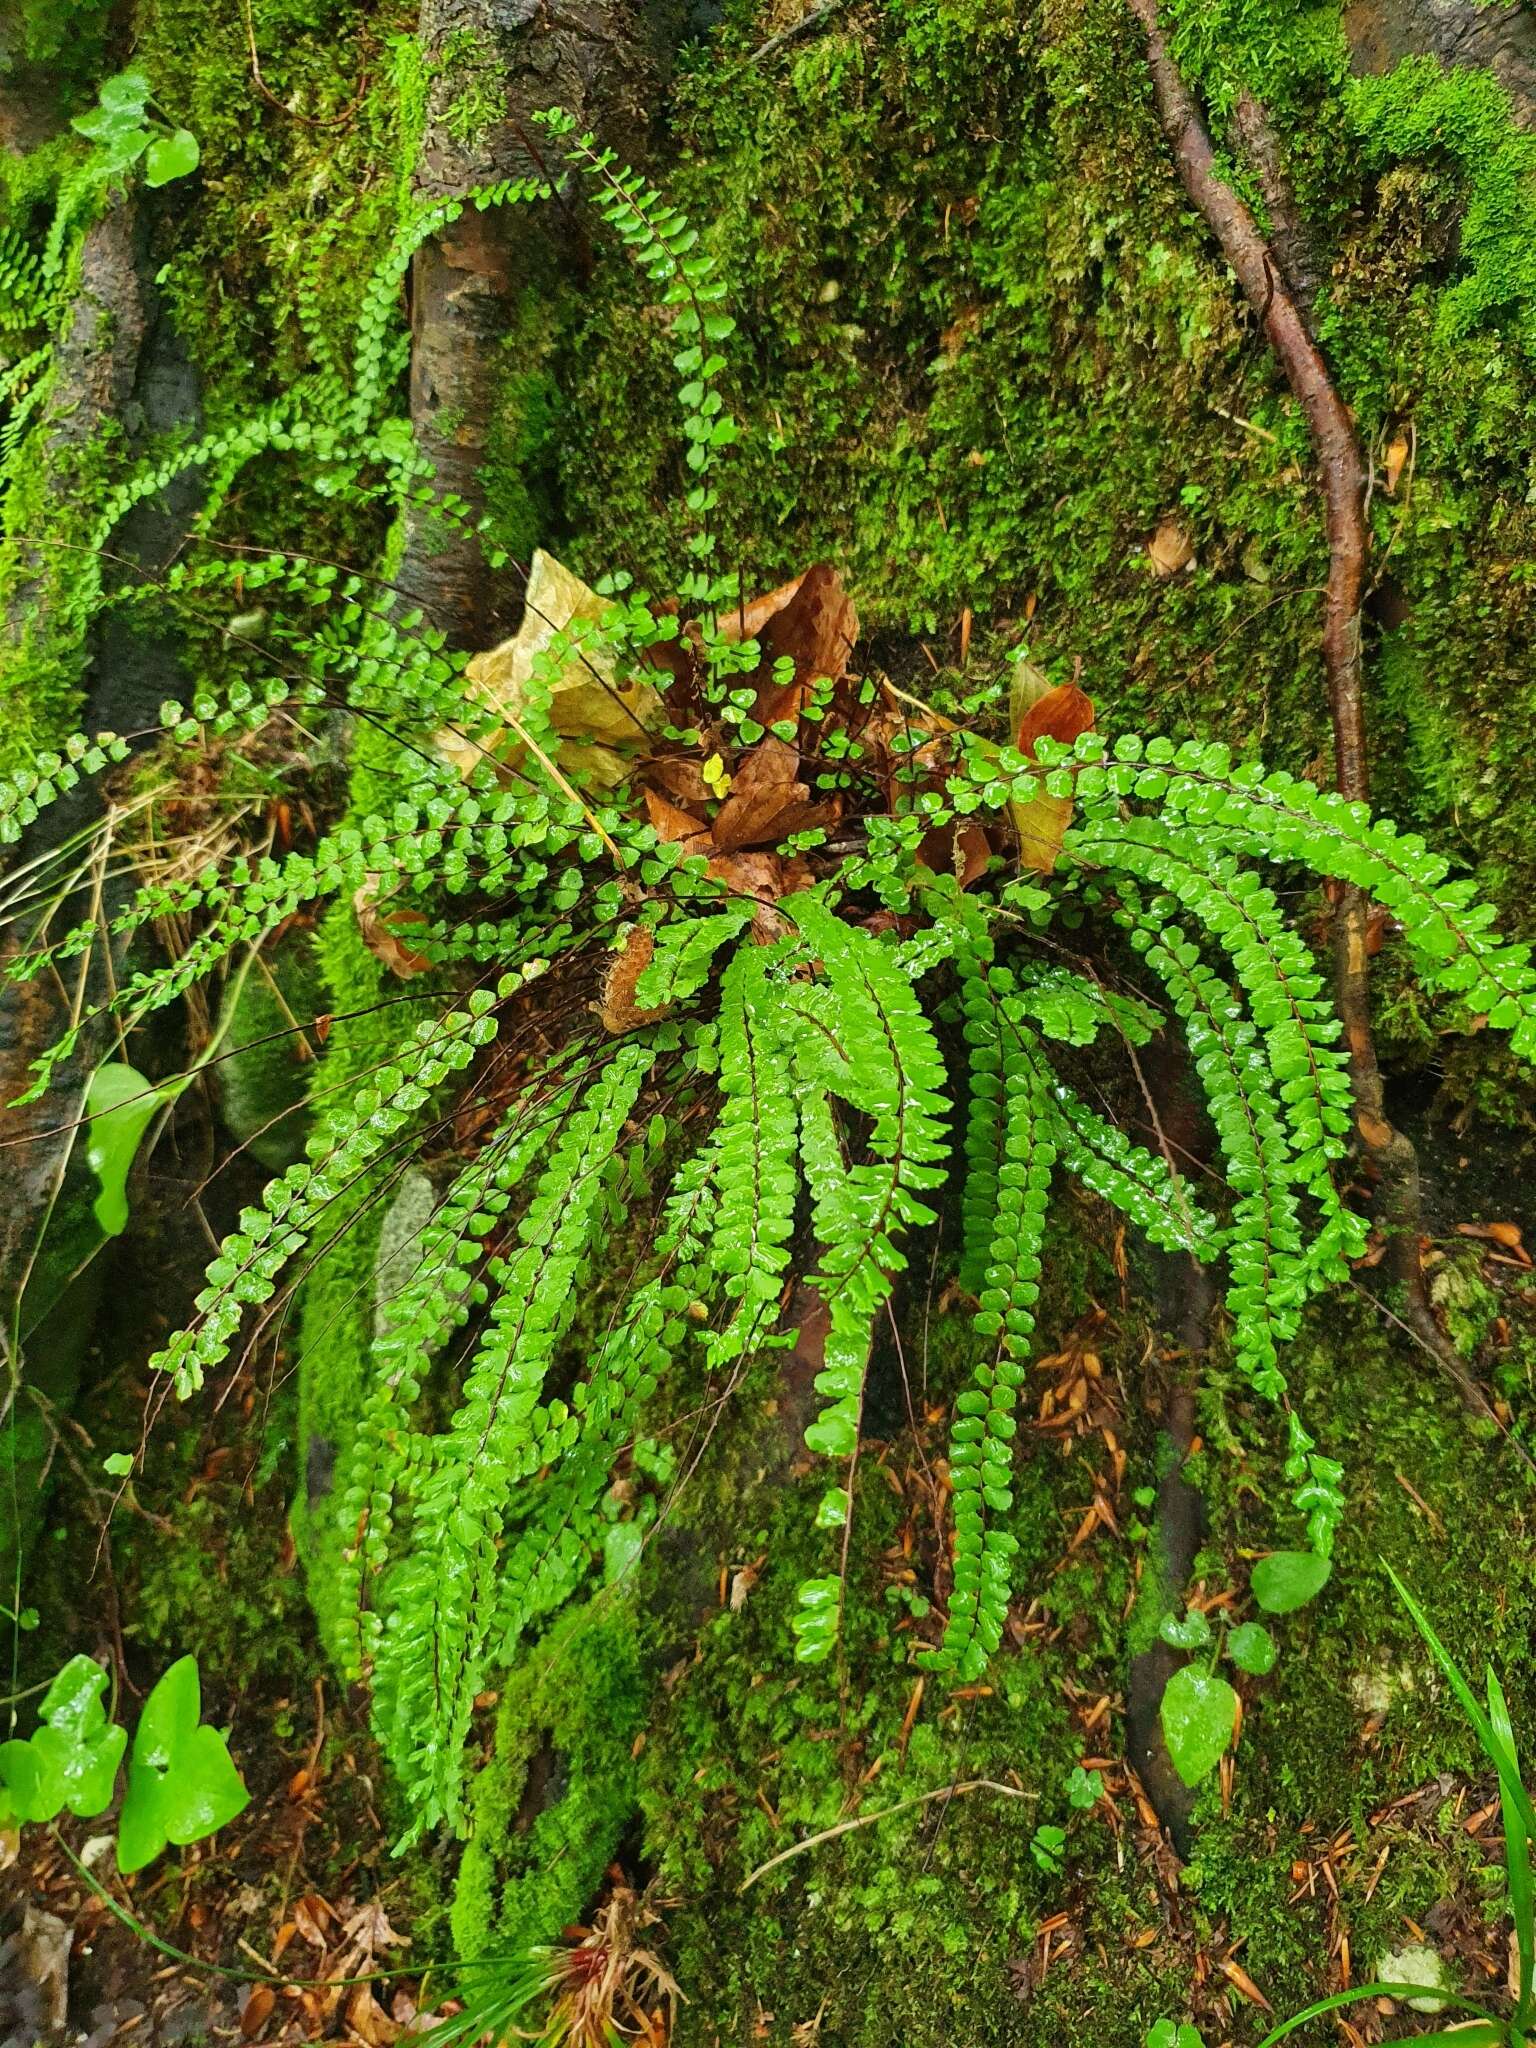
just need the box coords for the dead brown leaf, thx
[1147,518,1196,578]
[239,1983,276,2039]
[1010,668,1096,875]
[642,785,710,852]
[291,1893,333,1948]
[1455,1220,1528,1261]
[749,564,860,726]
[600,928,671,1035]
[1384,431,1410,496]
[345,1985,403,2046]
[353,877,433,979]
[644,756,713,810]
[711,735,839,853]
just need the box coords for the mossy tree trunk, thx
[399,0,670,646]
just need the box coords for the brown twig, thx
[241,0,369,129]
[1128,0,1485,1410]
[739,0,855,70]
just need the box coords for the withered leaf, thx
[1010,664,1096,876]
[440,550,662,791]
[918,819,994,890]
[644,756,713,809]
[719,571,808,645]
[600,928,672,1035]
[711,735,838,852]
[1146,518,1196,578]
[751,563,860,726]
[642,785,710,851]
[353,876,433,979]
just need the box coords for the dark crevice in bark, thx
[1122,1031,1213,1856]
[0,170,200,1580]
[1128,0,1492,1417]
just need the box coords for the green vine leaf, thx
[1228,1622,1278,1675]
[30,1654,127,1820]
[1158,1608,1213,1650]
[1160,1667,1239,1787]
[117,1657,248,1874]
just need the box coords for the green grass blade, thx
[1386,1565,1536,1847]
[1254,1983,1495,2047]
[1489,1666,1535,2023]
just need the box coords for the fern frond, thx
[396,1040,653,1828]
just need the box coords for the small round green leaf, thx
[1250,1550,1331,1615]
[1160,1667,1238,1786]
[1227,1621,1278,1675]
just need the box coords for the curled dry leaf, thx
[1009,658,1096,874]
[1383,430,1410,496]
[439,549,663,791]
[353,876,433,979]
[344,1985,404,2047]
[642,785,710,855]
[238,1982,276,2039]
[600,928,672,1035]
[1146,517,1196,578]
[747,563,860,728]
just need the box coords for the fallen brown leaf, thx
[1010,664,1096,875]
[600,928,671,1034]
[1147,518,1196,578]
[239,1983,276,2039]
[353,877,433,979]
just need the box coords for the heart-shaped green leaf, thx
[1250,1550,1331,1615]
[0,1738,51,1824]
[144,128,200,188]
[98,69,151,114]
[1159,1608,1212,1650]
[1160,1667,1238,1786]
[32,1655,125,1818]
[117,1657,248,1874]
[1228,1621,1278,1675]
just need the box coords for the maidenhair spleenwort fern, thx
[6,97,1536,1849]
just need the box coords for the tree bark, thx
[399,0,661,649]
[1344,0,1536,128]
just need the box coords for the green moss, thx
[214,929,321,1172]
[451,1596,647,1960]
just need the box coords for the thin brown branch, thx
[1128,0,1486,1407]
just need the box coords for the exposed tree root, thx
[1128,0,1490,1414]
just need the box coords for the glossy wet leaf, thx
[1158,1608,1212,1650]
[85,1062,170,1236]
[29,1654,126,1818]
[1250,1550,1331,1615]
[1160,1666,1238,1786]
[1147,2025,1205,2048]
[1228,1622,1278,1675]
[117,1657,248,1874]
